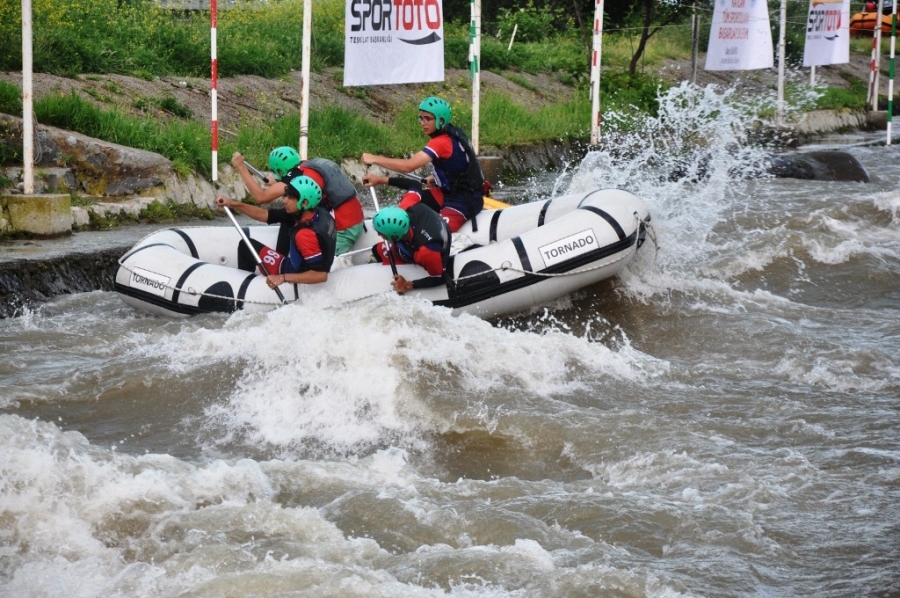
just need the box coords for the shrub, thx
[0,80,23,115]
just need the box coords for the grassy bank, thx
[0,0,873,178]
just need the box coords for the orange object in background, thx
[849,10,897,36]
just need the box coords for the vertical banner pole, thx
[299,0,312,160]
[888,0,897,144]
[869,0,884,110]
[22,0,34,194]
[211,0,218,183]
[589,0,604,147]
[875,0,885,110]
[868,21,878,106]
[776,0,787,127]
[690,0,699,85]
[470,0,481,154]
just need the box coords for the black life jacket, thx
[291,206,336,272]
[397,203,451,263]
[442,124,485,198]
[302,158,358,210]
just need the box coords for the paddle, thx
[386,241,399,276]
[369,186,398,276]
[244,161,271,184]
[377,167,510,209]
[222,205,286,305]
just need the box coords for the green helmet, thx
[286,176,322,210]
[268,146,301,180]
[418,96,451,130]
[373,206,410,241]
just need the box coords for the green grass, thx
[815,80,869,110]
[0,80,23,114]
[140,200,215,222]
[34,91,212,176]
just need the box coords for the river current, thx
[1,84,899,597]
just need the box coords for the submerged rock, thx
[768,150,870,182]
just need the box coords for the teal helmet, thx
[373,206,410,241]
[286,176,322,210]
[268,146,301,180]
[418,96,451,130]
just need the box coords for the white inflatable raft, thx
[115,188,652,319]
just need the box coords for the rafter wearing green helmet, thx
[418,96,452,130]
[286,176,323,210]
[372,206,410,242]
[268,146,301,180]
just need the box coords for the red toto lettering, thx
[393,0,441,31]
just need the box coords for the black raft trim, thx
[119,242,174,263]
[438,231,636,310]
[488,210,502,242]
[511,236,532,274]
[171,262,205,304]
[118,230,199,263]
[579,206,626,240]
[115,283,208,316]
[236,273,256,309]
[116,269,260,316]
[171,229,200,258]
[538,199,553,227]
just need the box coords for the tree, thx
[627,0,695,75]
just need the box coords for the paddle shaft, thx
[379,167,509,210]
[244,161,271,184]
[381,168,426,186]
[386,242,399,276]
[223,206,286,304]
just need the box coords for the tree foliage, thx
[448,0,697,75]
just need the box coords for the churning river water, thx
[1,85,899,597]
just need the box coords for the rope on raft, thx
[116,214,658,307]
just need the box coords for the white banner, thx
[706,0,774,71]
[344,0,445,86]
[803,0,850,66]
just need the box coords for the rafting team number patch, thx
[539,229,597,267]
[131,267,170,297]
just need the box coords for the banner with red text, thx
[706,0,774,71]
[803,0,850,66]
[344,0,444,86]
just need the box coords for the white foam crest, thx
[773,354,895,393]
[558,83,780,304]
[798,204,900,265]
[620,262,800,315]
[600,450,729,498]
[129,296,664,453]
[873,189,900,223]
[0,414,423,597]
[804,236,872,265]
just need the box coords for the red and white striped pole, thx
[211,0,219,182]
[868,0,884,111]
[887,0,896,145]
[589,0,604,147]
